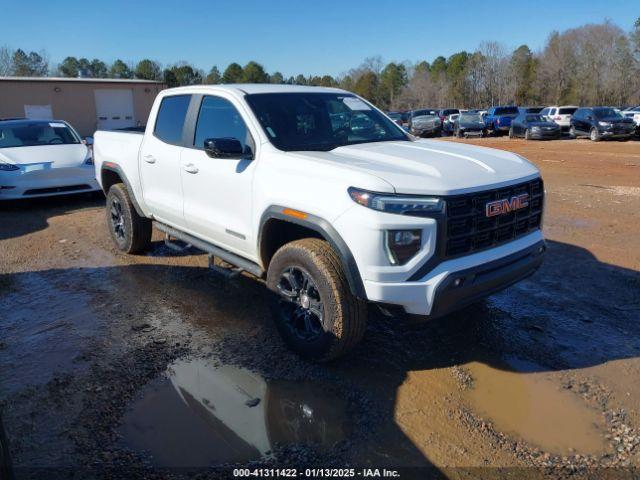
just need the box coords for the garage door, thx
[94,89,135,130]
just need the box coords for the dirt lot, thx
[1,137,639,479]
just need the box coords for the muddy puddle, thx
[119,358,351,467]
[464,357,608,455]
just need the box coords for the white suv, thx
[94,85,545,360]
[540,105,579,131]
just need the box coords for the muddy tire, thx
[508,127,514,139]
[590,128,601,142]
[569,126,577,138]
[105,183,151,254]
[266,238,367,361]
[524,129,531,141]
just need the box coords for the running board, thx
[153,222,264,278]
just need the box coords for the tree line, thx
[1,18,639,109]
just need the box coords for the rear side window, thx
[559,107,577,115]
[495,107,519,115]
[154,95,191,145]
[193,96,251,152]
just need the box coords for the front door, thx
[180,94,257,257]
[139,94,191,228]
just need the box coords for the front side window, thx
[154,95,191,145]
[193,96,251,152]
[245,93,408,152]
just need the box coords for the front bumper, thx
[0,165,99,200]
[529,130,561,139]
[411,125,441,136]
[362,231,544,315]
[599,129,634,139]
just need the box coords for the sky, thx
[1,0,636,77]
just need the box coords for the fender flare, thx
[258,206,367,300]
[100,163,146,218]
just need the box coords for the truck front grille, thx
[444,178,543,258]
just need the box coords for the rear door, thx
[179,94,258,256]
[94,89,135,130]
[139,94,191,228]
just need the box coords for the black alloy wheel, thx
[275,266,325,342]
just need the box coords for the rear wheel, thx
[266,238,367,361]
[590,128,601,142]
[106,183,151,254]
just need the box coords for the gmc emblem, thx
[485,193,529,217]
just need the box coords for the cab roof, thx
[166,83,348,95]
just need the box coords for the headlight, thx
[598,121,611,127]
[385,230,422,265]
[0,162,19,171]
[348,187,444,216]
[531,126,541,131]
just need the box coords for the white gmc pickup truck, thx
[94,85,545,361]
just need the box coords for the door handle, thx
[143,154,156,164]
[183,163,199,174]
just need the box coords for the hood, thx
[412,116,439,124]
[292,140,540,195]
[0,144,88,168]
[529,121,558,128]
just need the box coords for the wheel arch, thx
[258,206,367,299]
[100,163,145,217]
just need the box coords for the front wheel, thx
[524,129,531,140]
[266,238,367,361]
[508,127,514,139]
[106,183,151,254]
[590,128,601,142]
[569,126,577,138]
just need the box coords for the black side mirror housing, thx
[203,138,250,159]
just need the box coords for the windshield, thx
[413,109,437,117]
[0,121,80,149]
[459,113,483,122]
[245,93,409,151]
[495,107,519,115]
[526,115,545,122]
[594,108,622,119]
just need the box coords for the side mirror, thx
[203,138,249,159]
[82,136,94,146]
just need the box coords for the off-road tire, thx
[266,238,367,361]
[590,128,601,142]
[106,183,151,254]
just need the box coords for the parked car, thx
[519,106,544,114]
[509,113,561,140]
[408,109,439,128]
[0,119,98,200]
[94,84,545,361]
[438,108,459,124]
[453,112,486,138]
[442,113,460,135]
[622,106,640,134]
[570,107,635,141]
[409,111,441,137]
[484,106,519,135]
[540,106,578,131]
